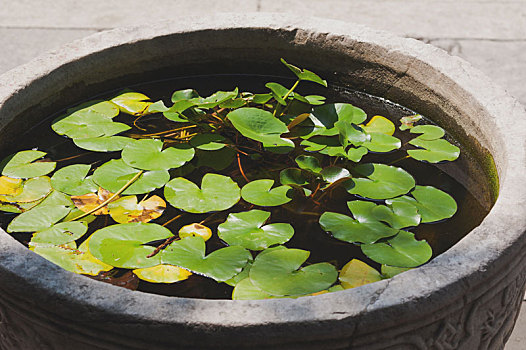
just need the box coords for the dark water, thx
[2,74,493,299]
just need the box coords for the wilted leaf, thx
[71,187,115,215]
[108,195,165,223]
[110,91,152,116]
[0,176,51,203]
[0,176,22,195]
[179,223,212,241]
[133,264,192,283]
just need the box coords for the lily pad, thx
[279,168,308,186]
[386,185,457,223]
[1,150,56,179]
[218,210,294,250]
[369,200,421,229]
[93,159,170,195]
[320,166,351,184]
[295,155,322,174]
[191,88,238,109]
[265,82,288,105]
[190,134,227,151]
[73,136,134,152]
[179,223,212,241]
[51,164,97,196]
[361,115,395,135]
[71,187,114,215]
[361,230,433,268]
[399,114,422,130]
[249,247,337,296]
[89,222,173,269]
[362,133,401,153]
[241,180,292,207]
[339,259,383,289]
[7,203,71,232]
[227,108,294,148]
[335,120,368,148]
[232,277,275,300]
[122,139,195,171]
[161,236,251,282]
[30,221,88,245]
[344,163,415,200]
[110,91,152,116]
[108,195,165,224]
[408,138,460,163]
[319,208,398,245]
[381,265,413,278]
[164,173,240,213]
[63,100,119,120]
[30,242,112,276]
[410,125,445,140]
[306,103,367,138]
[0,176,52,203]
[0,176,22,195]
[133,264,192,283]
[280,58,328,87]
[52,114,130,139]
[171,89,199,103]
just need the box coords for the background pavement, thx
[0,1,524,348]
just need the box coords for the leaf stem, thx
[146,235,179,258]
[162,214,182,227]
[141,125,196,137]
[237,153,250,182]
[273,79,300,117]
[66,170,144,221]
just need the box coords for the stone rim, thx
[0,13,524,344]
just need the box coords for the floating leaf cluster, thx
[0,59,461,299]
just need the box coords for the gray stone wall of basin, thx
[0,14,525,349]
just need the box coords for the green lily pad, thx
[265,82,288,105]
[50,164,97,196]
[191,88,238,109]
[232,277,275,300]
[0,176,52,203]
[249,247,337,296]
[344,163,415,199]
[133,264,192,283]
[164,173,240,213]
[306,103,367,138]
[304,95,326,105]
[217,210,294,250]
[122,139,195,171]
[280,58,327,87]
[227,108,294,148]
[195,147,235,171]
[30,242,112,276]
[52,114,130,139]
[369,200,421,229]
[339,259,383,289]
[161,236,251,282]
[89,222,173,269]
[0,201,40,214]
[362,133,401,153]
[241,180,292,207]
[190,134,227,151]
[346,147,369,162]
[386,185,457,223]
[319,208,398,245]
[361,115,395,135]
[279,168,308,186]
[30,221,88,245]
[110,91,152,116]
[361,230,433,268]
[92,159,170,195]
[65,100,119,119]
[250,93,272,104]
[73,136,134,152]
[7,203,71,232]
[171,89,199,103]
[335,120,368,148]
[147,100,169,113]
[1,150,56,179]
[381,265,413,278]
[320,166,351,184]
[163,100,197,122]
[410,125,445,140]
[408,138,460,163]
[295,155,322,174]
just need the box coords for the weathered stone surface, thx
[0,13,525,349]
[0,28,98,74]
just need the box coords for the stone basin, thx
[0,14,525,349]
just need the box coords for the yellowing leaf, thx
[339,259,383,289]
[71,187,115,215]
[0,176,52,203]
[110,91,152,116]
[0,176,22,196]
[108,195,165,223]
[179,223,212,241]
[361,115,395,135]
[133,264,192,283]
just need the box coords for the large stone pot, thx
[0,14,525,350]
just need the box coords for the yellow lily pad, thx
[108,195,165,223]
[338,259,383,289]
[361,115,395,135]
[0,176,23,196]
[133,264,192,283]
[0,176,52,203]
[71,187,115,215]
[179,223,212,241]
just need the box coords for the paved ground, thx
[0,0,524,348]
